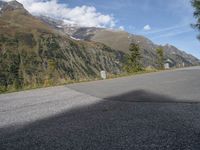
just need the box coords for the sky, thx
[3,0,200,58]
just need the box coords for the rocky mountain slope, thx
[0,1,123,92]
[41,16,200,67]
[71,27,200,67]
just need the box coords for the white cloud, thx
[3,0,116,28]
[144,24,188,35]
[143,24,151,31]
[119,26,125,31]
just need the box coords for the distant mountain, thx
[162,44,200,66]
[70,27,200,67]
[0,1,123,92]
[40,16,200,67]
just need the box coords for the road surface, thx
[0,67,200,150]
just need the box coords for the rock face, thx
[0,1,123,91]
[0,0,25,13]
[40,16,200,67]
[163,44,200,66]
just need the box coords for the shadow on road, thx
[105,89,176,103]
[1,90,200,150]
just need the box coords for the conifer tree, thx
[156,47,164,69]
[191,0,200,39]
[124,43,142,72]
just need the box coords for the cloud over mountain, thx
[2,0,116,28]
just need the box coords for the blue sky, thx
[62,0,200,58]
[12,0,200,58]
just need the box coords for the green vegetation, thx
[0,3,123,91]
[124,43,143,73]
[0,33,123,93]
[156,47,164,70]
[191,0,200,40]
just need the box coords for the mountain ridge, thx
[39,15,200,67]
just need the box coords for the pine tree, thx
[124,43,143,72]
[156,47,164,69]
[191,0,200,39]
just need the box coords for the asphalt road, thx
[68,66,200,102]
[0,67,200,150]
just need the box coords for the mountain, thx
[0,1,123,92]
[162,44,200,65]
[70,27,200,67]
[40,16,200,67]
[0,1,199,92]
[1,0,24,10]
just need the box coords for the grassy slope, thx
[0,8,123,93]
[91,29,158,67]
